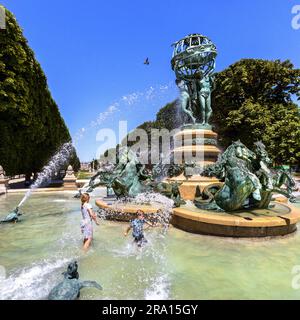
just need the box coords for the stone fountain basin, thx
[172,202,300,238]
[97,198,300,238]
[95,199,164,222]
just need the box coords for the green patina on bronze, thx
[0,207,22,223]
[86,148,152,198]
[48,261,102,300]
[151,181,186,208]
[81,148,186,207]
[195,141,297,211]
[171,34,217,127]
[183,137,217,146]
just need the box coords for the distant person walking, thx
[80,193,99,251]
[124,210,154,247]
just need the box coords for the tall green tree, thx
[156,101,183,130]
[0,8,79,176]
[212,59,300,165]
[69,149,81,173]
[90,158,99,171]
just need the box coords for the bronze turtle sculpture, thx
[1,207,22,223]
[48,261,102,300]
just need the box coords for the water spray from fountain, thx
[134,193,174,233]
[73,82,176,147]
[17,142,74,209]
[97,192,174,233]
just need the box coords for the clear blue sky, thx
[2,0,300,161]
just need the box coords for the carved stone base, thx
[173,128,221,167]
[171,128,221,200]
[63,165,77,191]
[63,181,77,191]
[168,175,220,201]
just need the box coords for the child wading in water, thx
[80,193,99,251]
[124,210,154,247]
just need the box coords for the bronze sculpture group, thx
[195,141,297,211]
[81,140,296,211]
[171,34,217,127]
[79,148,186,207]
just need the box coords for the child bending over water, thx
[80,193,99,251]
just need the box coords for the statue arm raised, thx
[204,59,216,78]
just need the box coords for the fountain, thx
[90,33,300,237]
[1,27,300,302]
[169,34,300,237]
[1,29,300,300]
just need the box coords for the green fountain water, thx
[0,193,300,300]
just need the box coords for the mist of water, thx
[134,192,174,230]
[97,192,174,233]
[73,82,175,147]
[0,257,71,300]
[106,193,173,300]
[17,142,74,208]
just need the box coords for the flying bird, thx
[144,58,150,65]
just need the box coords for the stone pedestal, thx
[63,165,77,191]
[0,165,9,195]
[170,126,221,200]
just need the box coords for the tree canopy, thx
[212,59,300,165]
[0,8,80,176]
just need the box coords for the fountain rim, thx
[172,202,300,238]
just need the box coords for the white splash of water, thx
[17,142,74,208]
[134,192,174,230]
[141,231,171,300]
[111,242,142,258]
[121,93,140,105]
[0,258,71,300]
[101,193,173,299]
[144,274,170,300]
[133,192,174,211]
[90,104,120,129]
[99,192,174,230]
[73,82,175,145]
